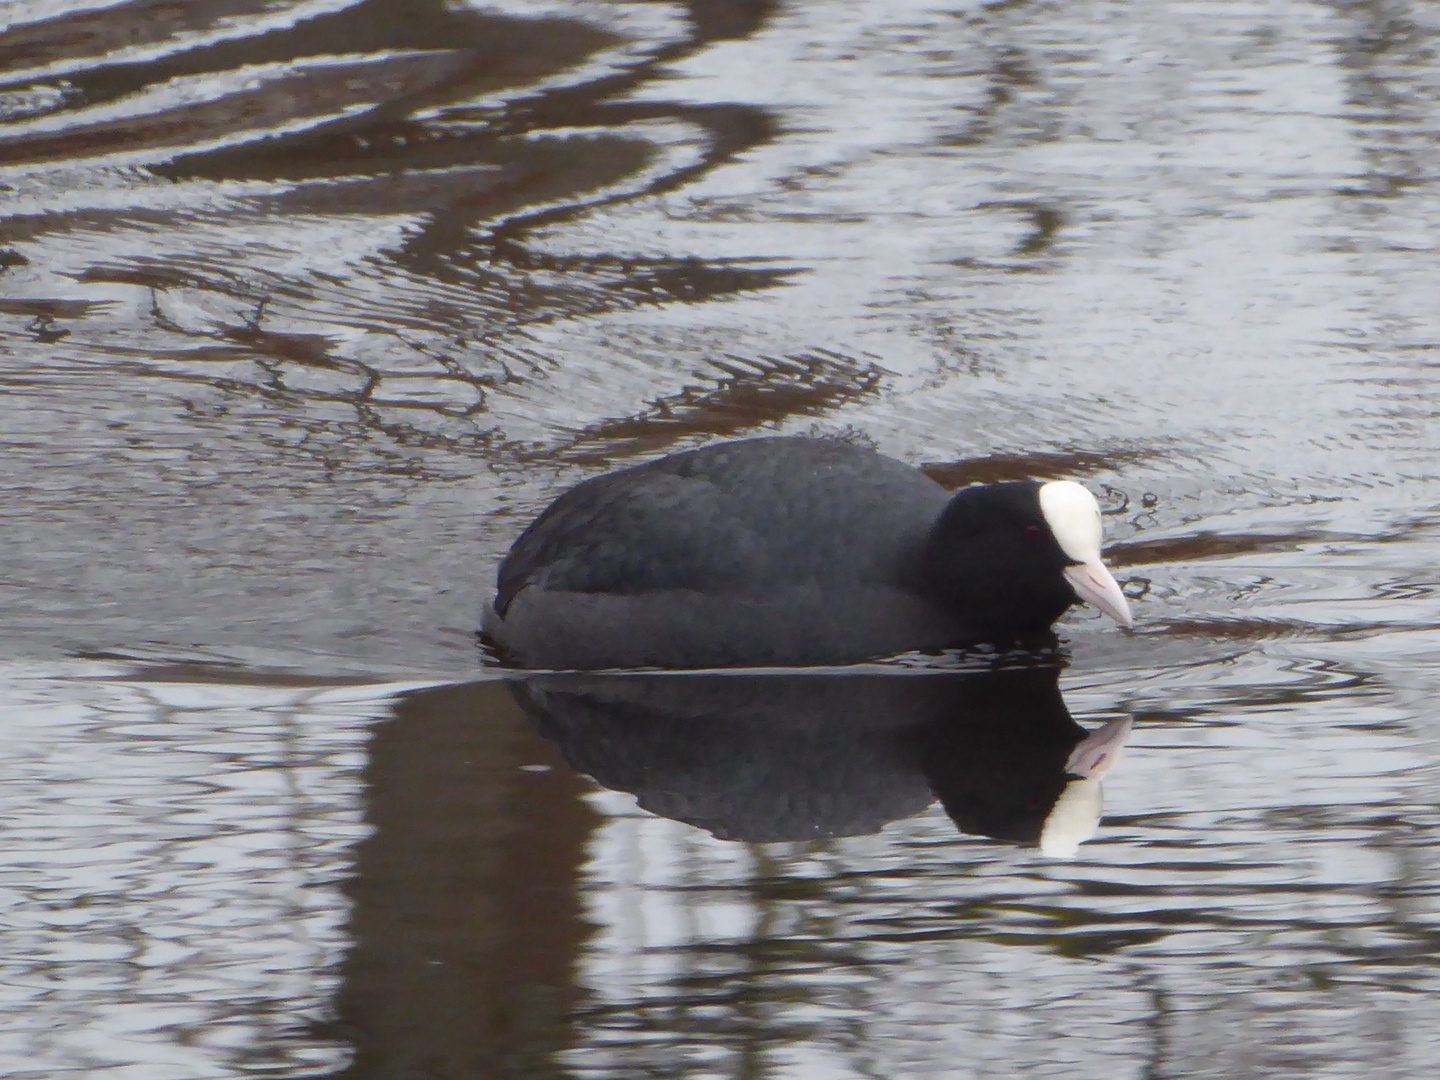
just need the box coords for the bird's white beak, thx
[1038,480,1134,630]
[1063,559,1134,628]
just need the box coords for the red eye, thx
[1025,524,1044,540]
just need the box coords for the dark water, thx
[3,0,1439,1075]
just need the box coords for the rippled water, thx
[3,0,1439,1076]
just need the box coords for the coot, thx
[484,436,1132,668]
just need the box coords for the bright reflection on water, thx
[0,665,377,1077]
[3,0,1440,1075]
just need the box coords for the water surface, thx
[2,0,1439,1075]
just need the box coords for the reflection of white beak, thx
[1064,716,1133,779]
[1040,717,1134,858]
[1063,559,1134,628]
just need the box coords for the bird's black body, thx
[485,436,1082,669]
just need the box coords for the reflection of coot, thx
[509,662,1130,853]
[485,437,1132,669]
[512,675,936,841]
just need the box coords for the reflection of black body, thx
[510,662,1105,846]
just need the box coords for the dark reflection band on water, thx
[334,679,598,1080]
